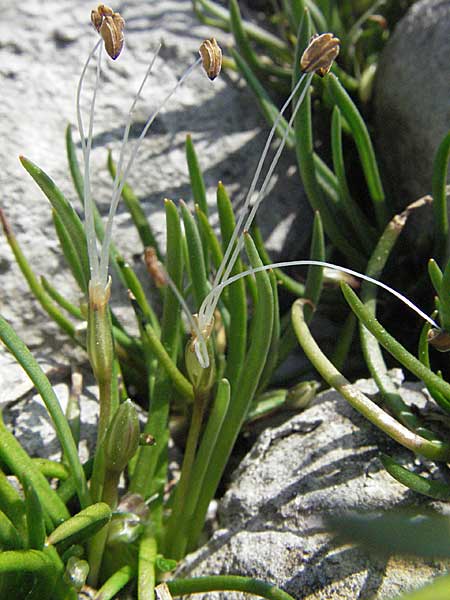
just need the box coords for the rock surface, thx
[179,373,449,599]
[0,0,310,365]
[374,0,450,223]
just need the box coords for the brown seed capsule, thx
[91,4,125,60]
[199,38,222,80]
[144,247,168,287]
[300,33,340,77]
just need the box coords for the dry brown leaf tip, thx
[300,33,340,77]
[144,247,168,288]
[199,38,222,80]
[91,4,125,60]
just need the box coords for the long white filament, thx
[198,72,314,331]
[76,39,103,281]
[194,259,439,368]
[99,56,203,287]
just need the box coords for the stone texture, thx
[374,0,450,239]
[0,0,311,366]
[179,373,449,599]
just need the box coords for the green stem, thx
[0,316,89,509]
[138,526,157,600]
[164,391,208,559]
[94,564,134,600]
[167,575,296,600]
[291,299,450,461]
[87,471,119,587]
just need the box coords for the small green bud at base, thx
[185,335,216,395]
[286,381,320,409]
[104,400,140,474]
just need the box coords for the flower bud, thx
[104,400,140,474]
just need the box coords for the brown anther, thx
[427,328,450,352]
[144,247,167,287]
[91,4,125,60]
[199,38,222,80]
[300,33,340,77]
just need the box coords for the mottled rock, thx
[0,0,310,365]
[374,0,450,238]
[179,374,449,599]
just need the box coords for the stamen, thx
[204,259,439,329]
[76,39,103,281]
[198,72,314,331]
[98,54,203,288]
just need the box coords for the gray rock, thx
[0,0,310,364]
[179,374,449,599]
[374,0,450,238]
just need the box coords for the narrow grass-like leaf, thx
[428,259,443,295]
[167,575,296,600]
[0,511,23,550]
[0,470,27,539]
[326,73,388,228]
[194,0,291,59]
[94,564,134,600]
[107,152,161,257]
[0,316,90,508]
[186,135,208,215]
[20,156,90,285]
[432,131,450,260]
[231,49,295,144]
[180,201,209,309]
[177,379,230,556]
[291,299,450,460]
[381,454,450,501]
[52,210,87,293]
[66,124,84,203]
[116,257,160,333]
[438,260,450,331]
[141,320,194,402]
[341,284,450,410]
[330,312,356,372]
[360,204,439,439]
[217,183,248,384]
[304,211,325,321]
[138,525,157,600]
[293,12,365,268]
[130,199,183,510]
[0,414,69,527]
[257,270,280,392]
[330,106,376,252]
[0,210,78,339]
[47,503,111,548]
[41,276,84,320]
[195,205,223,271]
[188,233,274,550]
[25,481,45,550]
[229,0,291,81]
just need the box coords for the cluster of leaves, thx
[1,2,450,600]
[193,0,450,598]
